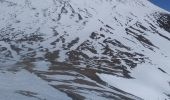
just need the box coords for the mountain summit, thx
[0,0,170,100]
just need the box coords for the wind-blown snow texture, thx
[0,0,170,100]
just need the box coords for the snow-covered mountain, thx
[0,0,170,99]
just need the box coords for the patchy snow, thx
[0,0,170,99]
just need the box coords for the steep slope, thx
[0,0,170,99]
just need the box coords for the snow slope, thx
[0,0,170,99]
[0,64,71,100]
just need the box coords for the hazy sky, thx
[150,0,170,12]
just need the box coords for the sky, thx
[150,0,170,12]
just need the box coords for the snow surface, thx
[97,63,170,100]
[0,66,71,100]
